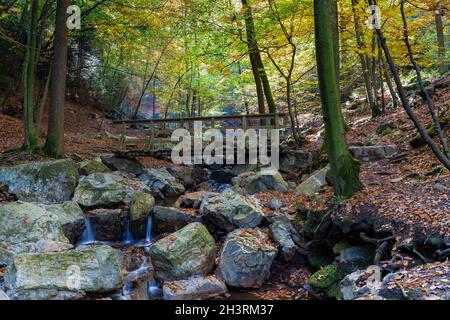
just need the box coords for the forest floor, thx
[0,77,448,300]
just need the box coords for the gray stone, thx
[86,208,126,241]
[139,168,185,198]
[216,228,278,288]
[349,145,397,162]
[149,223,216,282]
[163,276,227,300]
[279,150,316,173]
[175,191,219,209]
[77,157,110,176]
[0,290,9,300]
[269,217,301,261]
[4,245,123,300]
[232,171,289,195]
[0,201,70,265]
[100,155,145,176]
[295,165,330,197]
[200,189,264,232]
[152,206,198,234]
[39,201,85,244]
[130,192,155,239]
[0,159,79,204]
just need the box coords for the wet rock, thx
[279,150,316,173]
[0,201,70,265]
[174,191,219,209]
[232,171,289,195]
[349,145,397,162]
[216,228,278,288]
[85,209,126,241]
[130,192,155,239]
[139,168,185,198]
[39,201,85,244]
[295,165,330,197]
[269,217,302,262]
[309,264,345,299]
[77,157,110,176]
[163,275,227,300]
[0,290,9,300]
[100,155,145,176]
[122,259,154,300]
[149,223,216,282]
[200,189,263,232]
[4,245,123,300]
[0,159,79,204]
[73,172,151,209]
[152,206,199,234]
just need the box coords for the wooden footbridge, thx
[113,113,288,156]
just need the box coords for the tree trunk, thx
[241,0,266,115]
[331,0,340,86]
[314,0,362,198]
[22,0,39,151]
[375,22,450,170]
[434,1,447,74]
[36,66,51,139]
[44,0,69,158]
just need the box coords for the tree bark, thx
[434,1,447,74]
[314,0,362,198]
[44,0,69,158]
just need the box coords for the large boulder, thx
[130,192,155,239]
[139,168,185,198]
[100,155,145,176]
[216,228,278,288]
[0,159,79,204]
[200,189,264,232]
[175,191,219,209]
[77,157,110,176]
[349,145,397,162]
[38,201,85,244]
[309,264,345,299]
[339,262,450,300]
[149,223,216,282]
[295,165,330,197]
[152,206,199,234]
[232,171,289,195]
[4,245,123,300]
[269,216,302,262]
[0,201,70,265]
[279,150,316,173]
[85,209,126,241]
[73,172,151,208]
[163,275,227,300]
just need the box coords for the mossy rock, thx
[309,264,345,298]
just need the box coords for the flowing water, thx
[78,217,95,245]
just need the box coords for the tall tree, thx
[22,0,39,151]
[434,1,447,74]
[314,0,361,198]
[44,0,70,157]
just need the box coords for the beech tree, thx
[314,0,362,198]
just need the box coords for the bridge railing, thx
[113,113,288,153]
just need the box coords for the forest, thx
[0,0,448,302]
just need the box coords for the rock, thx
[200,189,264,232]
[73,172,151,208]
[35,240,74,253]
[295,165,330,197]
[130,192,155,239]
[0,159,79,204]
[376,122,397,136]
[152,206,199,234]
[0,201,70,265]
[100,155,145,176]
[163,275,227,300]
[349,145,397,162]
[269,217,301,262]
[85,209,126,241]
[4,245,123,300]
[167,166,209,189]
[39,201,85,244]
[149,223,216,282]
[231,171,289,195]
[337,245,374,274]
[0,290,9,300]
[339,262,450,300]
[279,150,316,173]
[77,157,110,176]
[309,264,345,299]
[139,168,185,198]
[267,197,283,210]
[174,191,219,209]
[211,170,235,184]
[122,259,154,300]
[216,228,278,288]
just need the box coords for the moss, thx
[310,264,344,289]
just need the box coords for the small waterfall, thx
[123,212,134,245]
[79,217,95,244]
[145,216,153,244]
[148,279,162,299]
